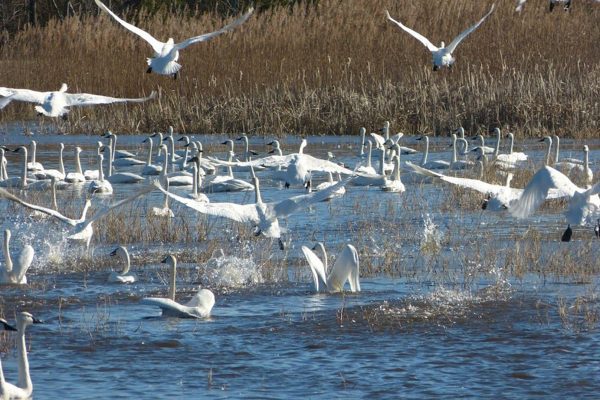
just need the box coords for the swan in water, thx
[88,153,113,195]
[495,131,528,164]
[301,242,360,293]
[357,140,378,175]
[33,143,65,181]
[0,183,155,248]
[0,83,157,117]
[95,0,253,78]
[26,141,43,172]
[187,157,210,202]
[416,136,451,170]
[385,4,495,71]
[103,139,145,184]
[1,229,33,285]
[0,312,43,400]
[142,255,215,318]
[382,154,405,193]
[151,179,175,218]
[0,146,51,191]
[64,146,86,183]
[108,246,137,283]
[510,166,600,241]
[306,172,346,201]
[141,137,162,176]
[102,131,137,160]
[201,149,254,193]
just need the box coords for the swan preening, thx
[95,0,254,78]
[1,229,33,285]
[386,4,495,70]
[301,243,360,293]
[142,255,215,318]
[0,312,42,400]
[0,83,157,118]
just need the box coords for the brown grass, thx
[0,0,598,136]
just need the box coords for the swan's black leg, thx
[146,67,152,74]
[561,225,572,242]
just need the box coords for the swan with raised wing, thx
[301,242,360,293]
[1,229,33,285]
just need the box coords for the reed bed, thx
[0,0,598,136]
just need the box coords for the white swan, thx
[95,0,253,78]
[88,153,113,194]
[0,83,157,117]
[102,131,137,160]
[0,312,42,400]
[202,149,254,193]
[142,255,215,318]
[382,154,405,193]
[108,246,137,283]
[64,146,86,183]
[0,146,51,191]
[357,140,378,175]
[151,179,175,218]
[33,143,65,181]
[103,140,145,184]
[157,145,193,187]
[0,147,8,181]
[306,172,346,201]
[416,136,451,170]
[141,137,163,176]
[496,131,528,163]
[0,182,155,248]
[1,229,33,285]
[510,166,600,239]
[385,4,495,70]
[301,242,360,293]
[26,141,43,172]
[187,157,210,202]
[450,134,475,170]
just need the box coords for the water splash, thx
[420,213,442,255]
[199,249,263,288]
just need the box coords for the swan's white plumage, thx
[301,243,360,293]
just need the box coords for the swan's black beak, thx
[267,141,275,146]
[0,320,17,331]
[177,137,186,142]
[221,141,228,145]
[415,137,423,141]
[268,149,275,154]
[538,138,546,142]
[235,137,244,141]
[250,150,259,156]
[32,317,43,324]
[161,256,169,263]
[110,248,118,256]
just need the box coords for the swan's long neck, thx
[107,142,113,177]
[253,177,263,204]
[163,181,170,209]
[493,129,501,157]
[58,145,65,175]
[74,148,82,175]
[17,325,32,394]
[30,141,37,164]
[79,200,91,223]
[451,135,458,164]
[3,230,12,273]
[98,154,105,182]
[421,137,429,165]
[181,145,189,170]
[545,138,552,166]
[169,258,176,301]
[508,133,515,155]
[161,146,169,177]
[393,155,401,181]
[227,151,234,178]
[299,139,307,155]
[584,147,590,181]
[168,136,176,164]
[20,147,28,188]
[243,137,250,161]
[51,179,58,210]
[379,147,385,176]
[554,136,560,164]
[121,249,131,275]
[0,149,6,180]
[192,162,198,197]
[367,141,372,168]
[156,134,163,156]
[317,243,328,276]
[383,122,390,140]
[146,139,153,166]
[359,128,366,156]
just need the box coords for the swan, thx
[0,147,8,181]
[450,134,475,170]
[0,182,155,248]
[193,141,216,175]
[509,166,600,241]
[102,131,137,160]
[157,145,193,187]
[95,0,253,78]
[64,147,86,183]
[496,131,528,164]
[108,246,137,283]
[471,134,495,155]
[385,4,495,70]
[142,255,215,318]
[235,133,259,162]
[33,143,65,181]
[0,83,157,118]
[151,179,175,218]
[416,136,451,170]
[301,242,360,293]
[141,137,162,175]
[187,157,210,202]
[26,141,43,171]
[356,140,377,175]
[382,154,405,193]
[0,312,42,400]
[0,147,51,191]
[554,141,593,184]
[155,174,351,247]
[551,135,585,168]
[1,229,33,285]
[88,153,113,194]
[103,140,146,184]
[202,150,254,193]
[306,172,346,201]
[358,127,366,157]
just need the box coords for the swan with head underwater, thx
[0,182,155,248]
[94,0,254,78]
[0,312,43,400]
[301,242,360,293]
[108,246,137,283]
[385,4,495,71]
[141,255,215,318]
[1,229,33,285]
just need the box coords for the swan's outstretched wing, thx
[0,187,78,226]
[174,8,254,50]
[94,0,164,53]
[65,91,157,107]
[385,10,438,52]
[208,154,289,168]
[329,244,361,292]
[14,245,34,283]
[369,132,386,148]
[301,246,327,292]
[300,155,355,175]
[271,177,351,217]
[446,4,496,54]
[0,88,47,108]
[509,166,579,219]
[141,298,200,318]
[82,183,156,227]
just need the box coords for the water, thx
[1,132,599,398]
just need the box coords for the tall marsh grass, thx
[0,0,598,136]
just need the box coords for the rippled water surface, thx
[1,131,599,398]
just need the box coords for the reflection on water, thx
[1,134,599,398]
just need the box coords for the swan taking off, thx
[142,255,215,318]
[0,83,157,118]
[0,312,43,400]
[385,4,495,71]
[94,0,254,78]
[301,243,360,293]
[108,246,137,283]
[1,229,33,285]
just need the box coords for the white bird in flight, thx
[94,0,254,78]
[385,4,496,71]
[0,83,157,118]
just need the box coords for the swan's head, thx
[143,137,152,145]
[161,254,177,265]
[584,145,589,152]
[102,130,114,139]
[4,228,10,241]
[360,127,366,136]
[539,136,552,144]
[490,127,501,136]
[506,132,514,139]
[178,136,190,145]
[110,246,128,258]
[168,126,174,136]
[440,41,446,48]
[0,318,17,331]
[58,83,68,92]
[76,146,82,154]
[16,312,43,329]
[30,140,37,149]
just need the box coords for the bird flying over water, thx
[94,0,254,78]
[0,83,157,118]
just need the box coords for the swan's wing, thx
[0,187,77,226]
[141,298,199,318]
[14,245,34,283]
[86,183,156,225]
[515,0,527,12]
[385,10,438,52]
[0,88,47,107]
[300,155,355,175]
[446,4,496,54]
[301,246,327,292]
[369,132,386,147]
[174,8,254,50]
[329,244,361,292]
[271,177,351,217]
[156,183,260,224]
[509,166,578,219]
[208,154,289,168]
[64,91,157,107]
[94,0,164,53]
